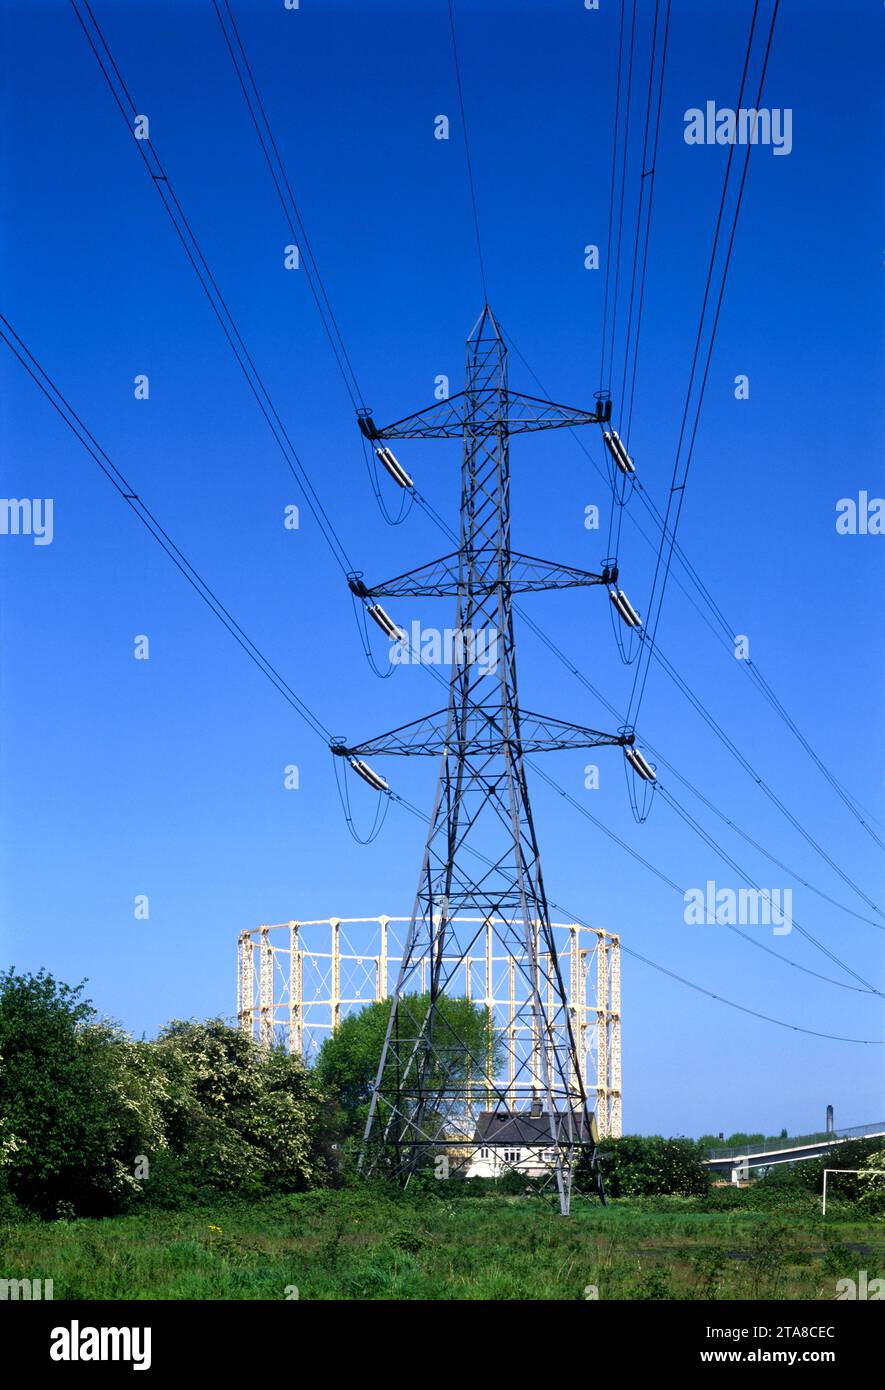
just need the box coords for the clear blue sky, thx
[1,0,882,1138]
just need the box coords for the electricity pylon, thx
[335,306,629,1214]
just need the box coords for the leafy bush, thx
[597,1135,709,1198]
[0,972,325,1217]
[802,1138,885,1198]
[0,970,163,1217]
[857,1148,885,1217]
[137,1019,325,1207]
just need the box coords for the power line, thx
[70,1,881,1024]
[370,492,883,988]
[611,942,883,1046]
[527,757,880,997]
[389,794,884,1046]
[209,0,417,533]
[656,785,880,993]
[649,748,882,931]
[594,0,671,656]
[204,0,881,933]
[446,0,489,304]
[606,0,638,399]
[211,0,365,413]
[6,307,880,1047]
[389,516,885,997]
[630,458,885,850]
[642,634,884,920]
[509,331,885,854]
[354,606,881,996]
[615,0,659,427]
[80,1,873,930]
[598,0,627,394]
[70,0,355,579]
[370,606,883,994]
[628,0,778,727]
[0,312,332,746]
[514,598,883,931]
[483,332,885,926]
[620,0,671,447]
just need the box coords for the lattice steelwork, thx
[237,917,622,1139]
[330,307,630,1212]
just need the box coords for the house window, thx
[502,1149,522,1164]
[479,1147,490,1159]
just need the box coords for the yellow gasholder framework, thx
[238,917,621,1138]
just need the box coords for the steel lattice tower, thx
[336,306,629,1214]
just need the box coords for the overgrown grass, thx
[1,1188,881,1300]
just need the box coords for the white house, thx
[464,1105,598,1178]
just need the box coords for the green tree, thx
[0,969,161,1216]
[0,971,327,1215]
[314,993,500,1144]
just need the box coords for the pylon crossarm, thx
[372,389,605,441]
[341,708,626,758]
[337,708,451,756]
[501,389,604,433]
[361,551,462,598]
[374,393,468,439]
[514,712,627,752]
[363,549,610,599]
[508,553,609,591]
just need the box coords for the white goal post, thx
[821,1168,881,1216]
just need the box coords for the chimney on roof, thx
[530,1093,542,1118]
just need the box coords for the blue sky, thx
[1,0,882,1138]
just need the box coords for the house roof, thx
[471,1110,596,1147]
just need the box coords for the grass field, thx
[2,1188,882,1300]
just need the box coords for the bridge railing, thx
[704,1122,885,1162]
